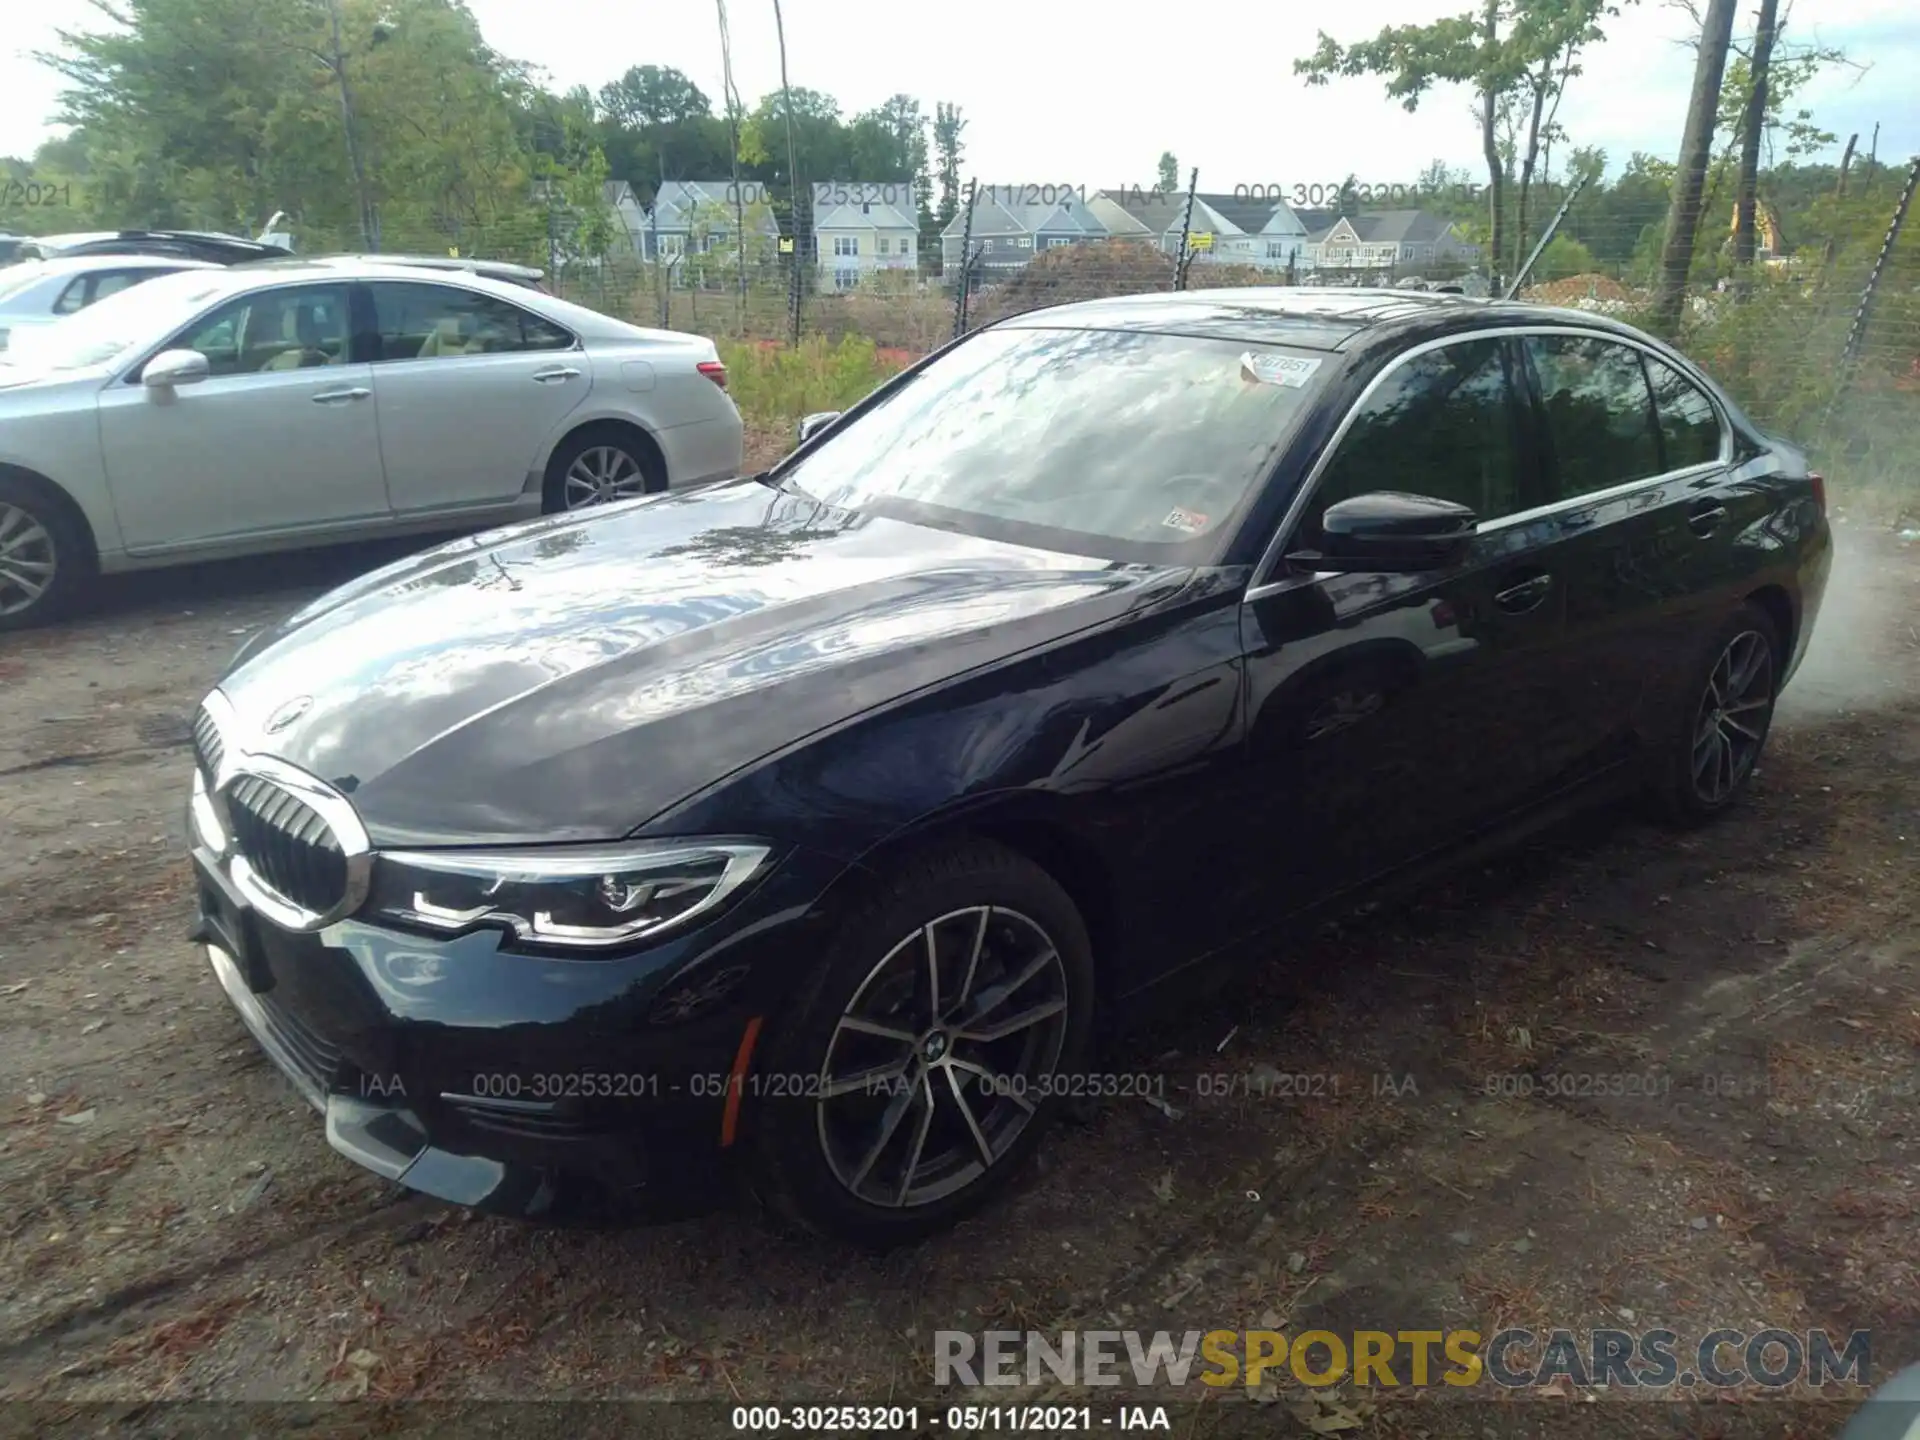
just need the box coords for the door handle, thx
[1493,572,1554,613]
[531,366,581,383]
[311,387,370,404]
[1688,501,1728,537]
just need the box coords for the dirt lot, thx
[1,522,1917,1438]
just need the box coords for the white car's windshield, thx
[773,325,1331,562]
[0,265,49,304]
[6,270,230,371]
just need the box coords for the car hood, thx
[0,358,93,390]
[217,479,1191,846]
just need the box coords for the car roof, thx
[996,287,1654,354]
[2,253,223,278]
[183,257,556,300]
[264,253,547,285]
[329,253,543,277]
[24,230,294,263]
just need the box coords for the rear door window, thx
[1643,356,1724,470]
[367,282,572,362]
[1523,335,1663,501]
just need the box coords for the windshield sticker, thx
[1162,506,1209,534]
[1242,351,1323,389]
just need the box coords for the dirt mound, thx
[1522,272,1635,305]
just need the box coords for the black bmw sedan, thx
[186,289,1830,1245]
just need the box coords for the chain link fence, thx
[38,156,1916,507]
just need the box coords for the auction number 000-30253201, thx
[1233,181,1488,206]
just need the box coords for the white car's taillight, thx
[697,360,727,390]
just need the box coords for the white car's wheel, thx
[0,477,90,632]
[542,428,667,513]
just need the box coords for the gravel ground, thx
[1,521,1915,1440]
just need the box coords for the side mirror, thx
[142,348,211,389]
[1289,491,1477,574]
[796,410,842,445]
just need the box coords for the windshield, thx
[774,325,1330,562]
[2,270,230,371]
[0,265,49,304]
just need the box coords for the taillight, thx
[1808,471,1826,511]
[697,360,727,390]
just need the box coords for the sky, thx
[2,0,1915,188]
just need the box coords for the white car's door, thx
[96,281,389,552]
[364,280,590,515]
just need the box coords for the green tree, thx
[1653,0,1735,330]
[933,102,966,226]
[340,0,537,246]
[591,65,729,194]
[529,95,616,265]
[1157,152,1179,191]
[742,86,845,189]
[856,95,927,180]
[1531,232,1596,279]
[598,64,711,129]
[1296,0,1624,283]
[1701,17,1843,276]
[38,0,548,254]
[41,0,320,230]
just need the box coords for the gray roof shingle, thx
[812,182,918,231]
[648,180,778,233]
[1313,210,1463,245]
[942,187,1108,238]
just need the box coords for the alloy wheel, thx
[1691,629,1773,805]
[563,446,645,507]
[816,906,1071,1209]
[0,502,57,618]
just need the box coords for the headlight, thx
[368,839,772,951]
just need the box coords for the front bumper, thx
[200,936,579,1217]
[190,835,838,1221]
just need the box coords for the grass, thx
[716,334,909,429]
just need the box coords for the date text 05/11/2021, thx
[728,1403,1174,1432]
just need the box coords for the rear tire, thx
[749,840,1095,1248]
[540,426,666,513]
[0,475,93,632]
[1648,602,1781,826]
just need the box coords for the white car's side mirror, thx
[142,349,211,389]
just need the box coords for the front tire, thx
[1650,602,1781,825]
[541,426,666,513]
[751,840,1095,1247]
[0,477,92,632]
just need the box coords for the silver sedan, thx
[0,253,221,351]
[0,258,743,629]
